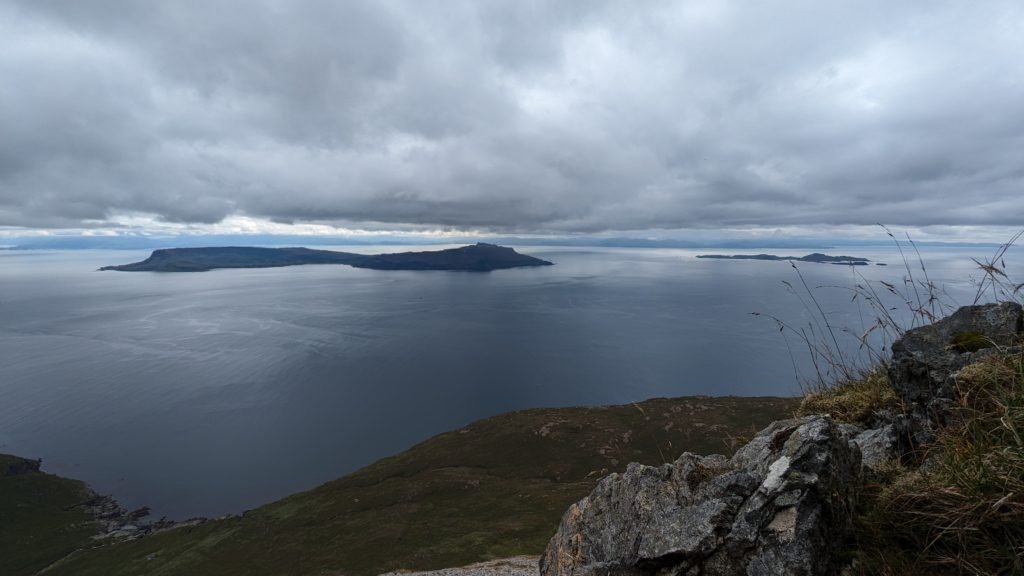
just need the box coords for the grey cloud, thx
[1,0,1022,233]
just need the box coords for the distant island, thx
[100,243,554,272]
[696,252,873,265]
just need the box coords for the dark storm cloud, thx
[1,0,1022,233]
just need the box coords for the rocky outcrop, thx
[542,303,1023,576]
[884,301,1019,444]
[1,455,42,476]
[889,302,1022,432]
[541,416,861,575]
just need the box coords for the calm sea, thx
[0,245,1013,519]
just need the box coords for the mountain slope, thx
[30,396,797,576]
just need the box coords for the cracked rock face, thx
[889,302,1023,427]
[540,416,861,576]
[851,425,899,474]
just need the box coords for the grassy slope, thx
[38,396,798,576]
[0,455,100,576]
[799,353,1024,575]
[861,354,1024,575]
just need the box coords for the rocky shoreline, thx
[83,495,212,542]
[2,455,210,544]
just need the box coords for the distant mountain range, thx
[99,243,554,272]
[3,234,1004,251]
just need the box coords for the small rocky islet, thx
[697,252,878,265]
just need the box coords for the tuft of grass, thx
[774,229,1023,574]
[797,367,901,426]
[971,229,1024,306]
[852,352,1024,575]
[754,225,963,392]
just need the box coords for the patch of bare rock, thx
[378,556,539,576]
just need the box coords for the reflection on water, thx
[0,245,1014,518]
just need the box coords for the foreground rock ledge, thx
[541,415,861,576]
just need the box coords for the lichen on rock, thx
[540,415,862,576]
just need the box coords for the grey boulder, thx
[888,302,1022,429]
[540,415,862,576]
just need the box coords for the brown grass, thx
[852,352,1024,575]
[797,367,901,426]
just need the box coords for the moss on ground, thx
[949,330,992,353]
[23,396,797,576]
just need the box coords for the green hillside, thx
[6,396,797,576]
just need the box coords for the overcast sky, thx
[2,1,1022,239]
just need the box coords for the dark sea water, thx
[0,245,1014,519]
